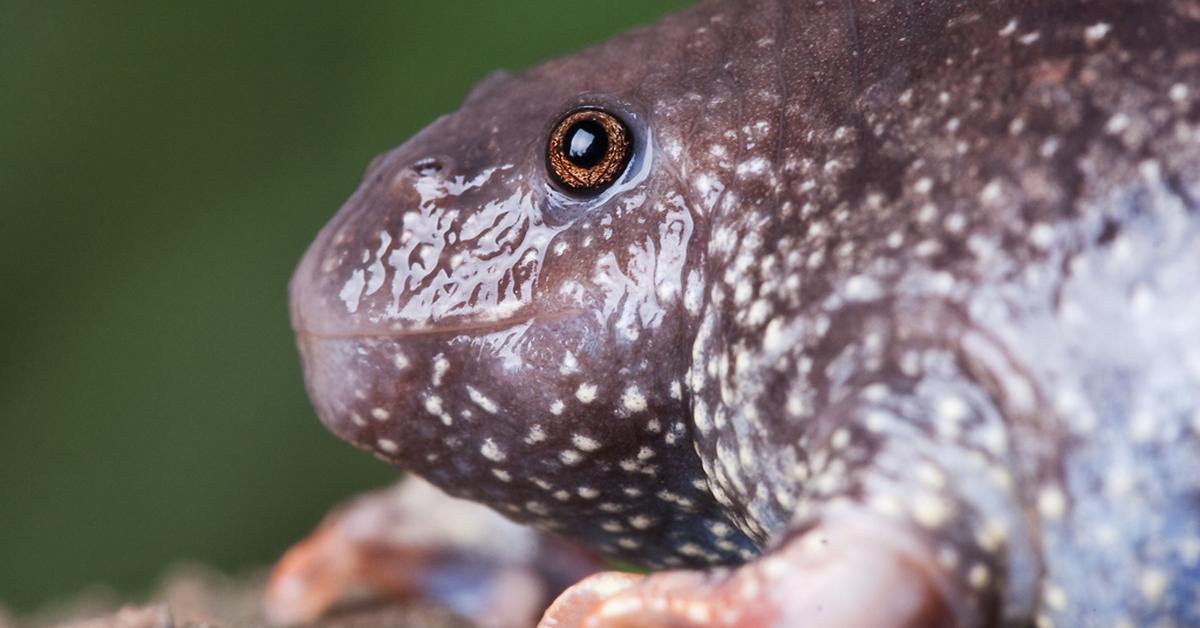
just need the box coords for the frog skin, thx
[270,0,1200,625]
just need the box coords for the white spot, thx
[492,468,511,482]
[560,351,579,374]
[1084,22,1111,42]
[549,399,565,415]
[746,299,772,326]
[999,19,1018,37]
[578,487,600,499]
[735,157,770,176]
[1029,223,1055,249]
[1169,83,1189,103]
[480,438,506,462]
[432,356,450,386]
[622,386,648,412]
[1105,113,1130,134]
[376,438,398,453]
[576,383,598,403]
[843,274,882,302]
[980,179,1004,205]
[525,424,546,444]
[392,353,409,370]
[936,395,970,423]
[338,269,366,313]
[370,407,390,421]
[466,385,499,413]
[559,449,583,465]
[572,434,601,451]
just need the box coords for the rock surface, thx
[3,566,470,628]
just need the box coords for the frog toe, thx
[265,477,601,627]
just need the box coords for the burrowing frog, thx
[269,0,1200,625]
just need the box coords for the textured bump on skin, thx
[291,0,1200,625]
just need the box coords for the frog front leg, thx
[542,370,1037,627]
[542,508,953,627]
[265,475,603,627]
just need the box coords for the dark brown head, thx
[289,5,758,567]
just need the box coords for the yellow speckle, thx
[1106,467,1135,497]
[1043,583,1067,610]
[968,564,990,590]
[1179,537,1200,566]
[990,466,1014,491]
[1128,410,1157,443]
[1038,486,1067,521]
[917,463,946,490]
[869,493,902,518]
[936,545,959,570]
[975,520,1008,553]
[911,492,952,529]
[830,428,851,450]
[1139,569,1168,605]
[628,515,654,529]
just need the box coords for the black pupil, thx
[564,119,609,169]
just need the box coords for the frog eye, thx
[546,108,632,194]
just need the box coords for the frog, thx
[267,0,1200,625]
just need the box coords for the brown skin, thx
[280,0,1200,625]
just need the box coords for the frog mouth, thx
[292,310,541,341]
[291,302,585,341]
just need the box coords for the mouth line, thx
[294,306,580,341]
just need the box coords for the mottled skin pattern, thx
[288,0,1200,625]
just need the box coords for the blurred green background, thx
[0,1,691,613]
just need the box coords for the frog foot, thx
[540,510,955,628]
[264,476,602,627]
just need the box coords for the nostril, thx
[412,158,443,177]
